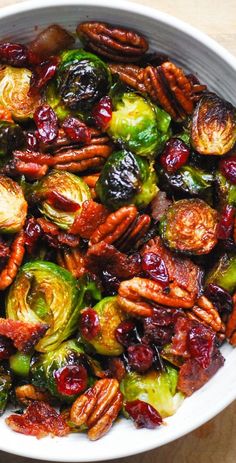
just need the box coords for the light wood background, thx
[0,0,235,462]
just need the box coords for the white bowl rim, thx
[0,0,236,460]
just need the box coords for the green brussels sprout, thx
[160,198,218,255]
[206,254,236,294]
[215,172,236,207]
[191,93,236,156]
[0,66,41,120]
[10,352,31,377]
[30,170,91,230]
[157,165,213,203]
[0,175,27,233]
[0,121,25,158]
[46,81,70,121]
[96,149,158,209]
[31,339,89,402]
[57,49,111,111]
[120,366,184,418]
[81,297,126,356]
[0,366,11,416]
[108,92,171,158]
[6,261,86,353]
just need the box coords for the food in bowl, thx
[0,20,235,442]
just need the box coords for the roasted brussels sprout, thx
[46,81,71,121]
[160,199,218,255]
[0,366,11,415]
[0,121,25,158]
[30,170,91,230]
[57,49,111,111]
[81,297,126,356]
[191,93,236,155]
[157,165,213,203]
[108,92,171,158]
[96,149,158,209]
[215,172,236,208]
[31,339,89,402]
[6,261,85,353]
[206,254,236,294]
[0,66,41,120]
[0,175,27,233]
[120,365,184,418]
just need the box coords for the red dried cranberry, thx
[142,252,169,288]
[34,104,58,144]
[220,156,236,184]
[115,320,138,347]
[160,138,190,173]
[187,324,215,369]
[25,218,42,253]
[62,117,91,144]
[46,191,80,212]
[217,205,235,239]
[127,344,154,373]
[0,335,15,360]
[92,96,112,130]
[125,400,162,429]
[55,364,88,396]
[0,42,29,67]
[25,132,39,151]
[80,308,101,341]
[30,57,58,93]
[204,284,232,314]
[142,307,182,346]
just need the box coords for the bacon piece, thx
[0,318,48,352]
[70,200,109,238]
[6,401,70,438]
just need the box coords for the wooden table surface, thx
[0,0,235,462]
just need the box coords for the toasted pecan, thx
[0,231,25,291]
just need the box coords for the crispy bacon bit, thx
[57,248,86,278]
[6,401,70,438]
[37,217,80,249]
[171,317,191,358]
[0,318,48,352]
[29,24,75,59]
[46,190,80,212]
[70,200,109,238]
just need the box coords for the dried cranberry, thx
[46,191,80,212]
[142,306,180,346]
[34,104,58,144]
[0,42,29,67]
[187,324,215,369]
[142,252,169,288]
[127,344,154,373]
[25,218,42,253]
[55,364,88,396]
[125,400,162,429]
[220,157,236,184]
[217,205,235,239]
[92,96,112,130]
[80,308,101,341]
[30,57,58,92]
[115,320,139,347]
[62,117,91,144]
[160,138,190,173]
[204,283,233,314]
[0,335,15,360]
[25,132,39,151]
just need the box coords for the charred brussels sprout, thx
[0,175,27,233]
[120,366,184,418]
[206,254,236,294]
[6,261,85,353]
[160,199,218,255]
[81,297,126,356]
[0,366,11,416]
[57,49,111,111]
[31,340,89,402]
[30,170,91,230]
[108,92,171,158]
[0,121,25,158]
[0,66,41,120]
[191,93,236,155]
[215,172,236,207]
[96,149,158,209]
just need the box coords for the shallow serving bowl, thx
[0,0,236,460]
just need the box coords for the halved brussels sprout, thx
[215,171,236,208]
[30,170,91,230]
[81,296,126,356]
[0,175,27,233]
[31,339,89,402]
[0,366,11,416]
[57,49,111,111]
[160,198,218,255]
[120,365,184,418]
[96,149,158,209]
[6,261,85,353]
[108,92,171,158]
[0,66,41,120]
[191,93,236,155]
[206,254,236,294]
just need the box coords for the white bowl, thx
[0,0,236,461]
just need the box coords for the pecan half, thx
[57,247,86,278]
[77,22,148,62]
[52,144,113,173]
[70,378,122,441]
[89,206,138,246]
[109,63,146,92]
[189,295,225,333]
[116,214,151,252]
[15,384,52,406]
[0,231,25,291]
[226,293,236,345]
